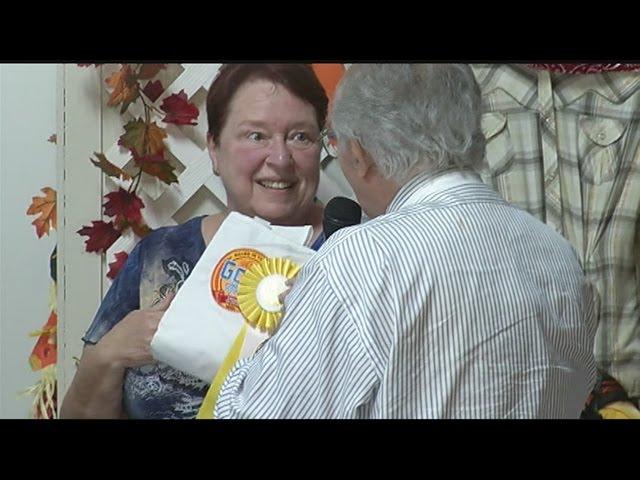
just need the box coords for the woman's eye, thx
[291,132,311,144]
[248,132,265,141]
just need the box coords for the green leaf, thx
[118,118,167,157]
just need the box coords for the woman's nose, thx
[266,138,293,167]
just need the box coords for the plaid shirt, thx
[472,64,640,397]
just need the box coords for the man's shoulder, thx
[311,216,406,266]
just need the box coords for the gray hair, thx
[330,64,485,184]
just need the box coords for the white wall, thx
[0,64,58,418]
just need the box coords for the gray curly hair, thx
[330,64,485,184]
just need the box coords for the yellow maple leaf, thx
[105,65,139,110]
[26,187,57,238]
[145,122,168,156]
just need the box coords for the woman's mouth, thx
[257,180,294,190]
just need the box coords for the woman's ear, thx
[207,133,220,175]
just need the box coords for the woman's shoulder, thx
[137,215,207,255]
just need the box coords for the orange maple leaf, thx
[29,311,57,371]
[144,122,168,156]
[105,65,139,112]
[90,152,132,181]
[26,187,57,238]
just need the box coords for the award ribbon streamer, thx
[197,257,300,419]
[196,324,247,419]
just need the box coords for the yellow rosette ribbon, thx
[196,257,300,419]
[237,257,301,334]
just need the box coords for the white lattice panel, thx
[101,64,354,285]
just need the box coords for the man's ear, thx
[349,139,375,179]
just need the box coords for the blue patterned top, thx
[83,215,325,419]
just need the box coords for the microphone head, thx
[323,196,362,239]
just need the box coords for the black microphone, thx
[323,196,362,240]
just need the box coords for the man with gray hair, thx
[215,64,597,419]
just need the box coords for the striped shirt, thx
[215,170,597,418]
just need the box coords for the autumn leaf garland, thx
[77,64,199,279]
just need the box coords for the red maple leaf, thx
[160,90,199,125]
[77,221,121,253]
[107,251,129,280]
[142,80,164,102]
[103,188,145,229]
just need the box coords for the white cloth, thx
[151,212,314,383]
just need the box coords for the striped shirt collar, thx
[387,168,484,214]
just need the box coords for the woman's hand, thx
[96,292,175,369]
